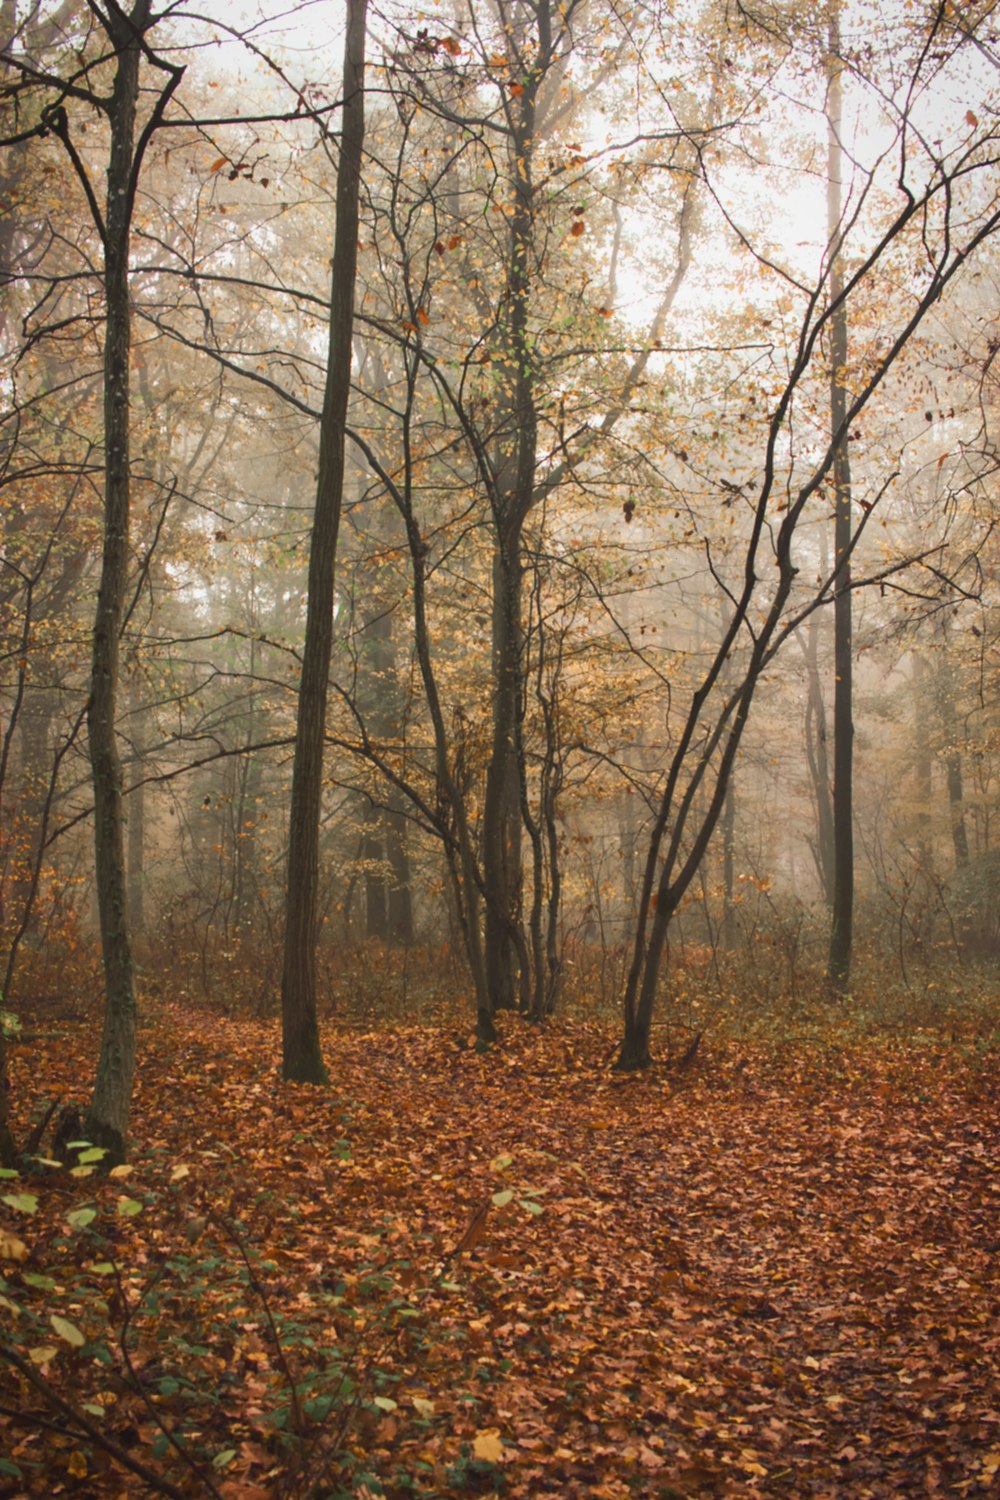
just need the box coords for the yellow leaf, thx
[412,1396,435,1418]
[170,1164,190,1182]
[67,1451,88,1478]
[51,1314,85,1348]
[110,1164,133,1179]
[0,1228,27,1261]
[472,1430,504,1462]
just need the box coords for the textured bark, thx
[826,0,855,993]
[802,615,836,907]
[126,676,146,939]
[85,3,150,1163]
[280,0,367,1083]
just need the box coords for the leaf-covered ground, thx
[1,1002,998,1498]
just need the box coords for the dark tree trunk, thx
[826,1,854,994]
[85,2,154,1163]
[483,531,526,1014]
[126,674,146,940]
[280,0,367,1083]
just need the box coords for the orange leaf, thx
[442,36,462,56]
[209,158,227,174]
[509,82,524,96]
[966,110,979,128]
[417,308,430,325]
[570,220,586,237]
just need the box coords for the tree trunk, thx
[826,0,855,994]
[385,806,414,947]
[85,3,152,1163]
[126,673,146,940]
[280,0,367,1083]
[801,615,836,906]
[363,803,387,941]
[483,531,525,1014]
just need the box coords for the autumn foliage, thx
[1,999,997,1498]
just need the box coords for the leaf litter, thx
[0,1001,997,1497]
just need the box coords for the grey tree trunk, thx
[280,0,368,1082]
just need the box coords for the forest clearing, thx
[1,986,997,1498]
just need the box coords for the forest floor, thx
[0,999,998,1499]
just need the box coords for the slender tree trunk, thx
[280,0,367,1082]
[720,774,737,950]
[126,674,146,940]
[85,3,152,1162]
[826,0,855,993]
[482,59,539,1017]
[483,530,526,1014]
[946,752,970,869]
[385,806,414,946]
[801,616,836,905]
[363,802,387,940]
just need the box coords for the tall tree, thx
[2,0,184,1156]
[826,0,855,992]
[280,0,368,1083]
[616,0,1000,1067]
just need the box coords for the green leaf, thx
[489,1153,514,1172]
[0,1457,22,1478]
[373,1395,398,1412]
[117,1197,143,1218]
[66,1207,97,1229]
[88,1262,117,1276]
[82,1403,104,1418]
[491,1189,514,1208]
[0,1167,19,1180]
[2,1192,38,1215]
[50,1314,85,1348]
[212,1449,237,1470]
[23,1272,57,1290]
[78,1147,107,1166]
[158,1376,182,1397]
[518,1199,544,1216]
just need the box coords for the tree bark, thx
[280,0,368,1082]
[85,1,153,1162]
[826,0,855,993]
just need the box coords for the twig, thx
[213,1211,306,1436]
[109,1259,225,1499]
[0,1342,187,1499]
